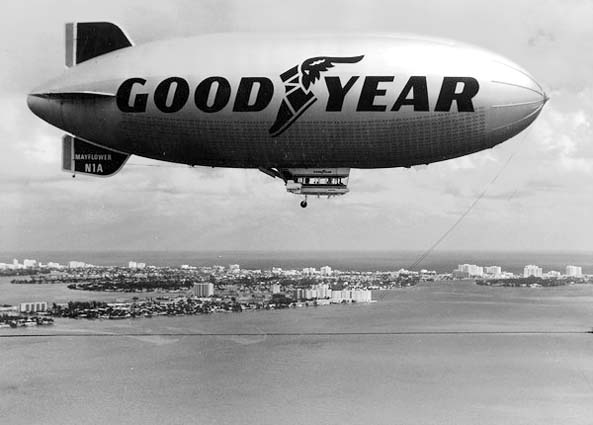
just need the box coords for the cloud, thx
[528,29,556,47]
[527,87,593,176]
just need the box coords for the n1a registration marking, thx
[62,135,129,177]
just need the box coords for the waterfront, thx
[3,250,593,274]
[1,281,593,425]
[0,276,165,305]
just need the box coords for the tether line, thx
[409,127,534,270]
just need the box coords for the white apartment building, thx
[23,259,38,268]
[19,302,48,313]
[565,265,582,277]
[193,282,214,298]
[457,264,484,277]
[315,283,330,299]
[523,265,543,278]
[485,266,502,276]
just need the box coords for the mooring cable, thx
[408,127,534,270]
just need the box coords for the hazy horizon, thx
[3,248,592,274]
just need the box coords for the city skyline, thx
[3,255,590,278]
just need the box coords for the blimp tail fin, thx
[62,135,130,178]
[65,22,133,68]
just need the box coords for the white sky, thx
[1,0,592,252]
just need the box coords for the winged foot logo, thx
[269,55,365,137]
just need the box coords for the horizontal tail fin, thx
[65,22,133,67]
[30,91,115,101]
[63,135,129,177]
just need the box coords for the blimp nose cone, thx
[27,92,64,129]
[485,60,548,139]
[543,92,550,104]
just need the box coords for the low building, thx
[193,282,214,298]
[452,270,470,279]
[0,305,19,316]
[19,302,48,313]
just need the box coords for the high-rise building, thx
[69,261,86,269]
[315,283,330,299]
[193,282,214,298]
[228,264,240,273]
[523,265,543,278]
[485,266,502,276]
[128,261,137,269]
[565,265,582,277]
[351,289,372,303]
[271,284,281,294]
[23,259,38,268]
[293,288,304,301]
[457,264,484,277]
[320,266,332,276]
[304,288,318,299]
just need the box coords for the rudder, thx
[65,22,133,67]
[62,135,130,177]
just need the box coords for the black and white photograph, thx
[1,1,592,424]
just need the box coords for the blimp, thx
[28,22,548,207]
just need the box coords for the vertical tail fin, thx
[62,135,130,177]
[65,22,133,67]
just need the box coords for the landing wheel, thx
[300,200,308,208]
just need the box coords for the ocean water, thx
[1,281,593,425]
[2,250,593,274]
